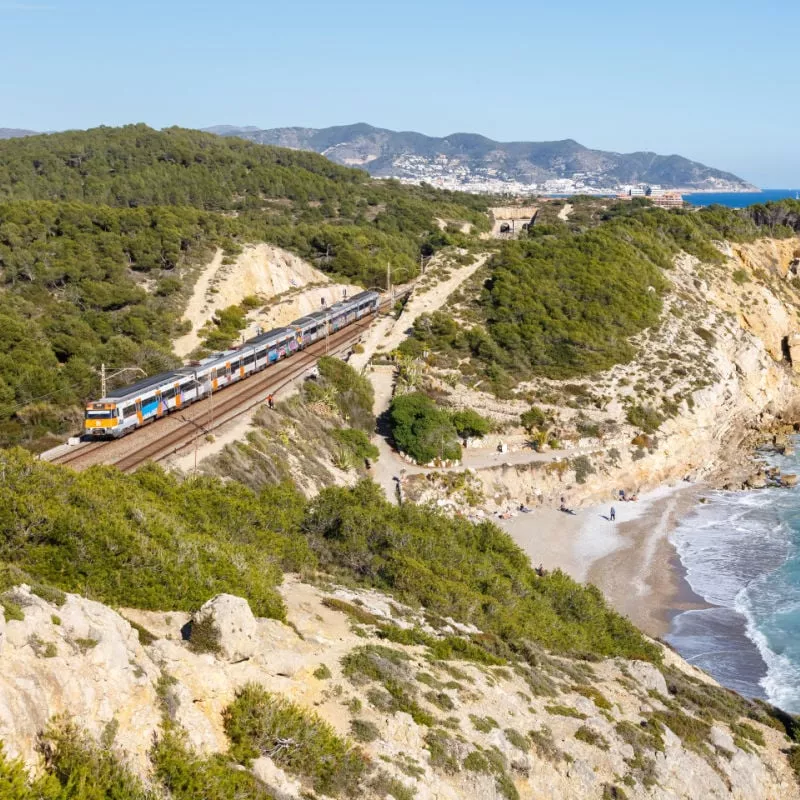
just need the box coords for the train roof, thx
[248,326,294,346]
[102,369,184,402]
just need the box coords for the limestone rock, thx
[782,473,798,487]
[626,659,669,697]
[710,724,735,753]
[192,594,258,662]
[0,605,5,656]
[251,757,303,800]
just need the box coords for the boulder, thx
[251,757,303,800]
[710,724,735,754]
[627,660,669,697]
[191,594,258,662]
[746,473,767,489]
[782,474,798,488]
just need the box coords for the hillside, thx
[1,451,799,798]
[0,129,36,140]
[0,125,489,448]
[206,122,756,192]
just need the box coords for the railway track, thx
[49,305,389,473]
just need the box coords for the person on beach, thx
[610,506,616,521]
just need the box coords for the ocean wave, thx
[669,471,800,711]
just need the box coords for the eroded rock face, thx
[191,593,258,663]
[0,586,161,773]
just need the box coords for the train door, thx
[135,398,143,425]
[156,389,164,418]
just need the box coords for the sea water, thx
[683,189,798,208]
[667,441,800,712]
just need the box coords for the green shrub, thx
[223,683,368,796]
[504,728,529,751]
[545,704,586,720]
[574,725,610,750]
[730,721,765,748]
[153,725,273,800]
[187,616,222,656]
[626,404,665,434]
[0,597,24,621]
[424,728,460,773]
[349,718,380,743]
[323,596,383,625]
[331,428,380,462]
[469,714,499,733]
[571,455,595,484]
[528,726,566,763]
[30,583,67,606]
[450,408,492,439]
[572,684,612,710]
[305,480,662,664]
[425,691,455,711]
[389,393,461,463]
[313,663,332,680]
[316,357,376,432]
[463,750,491,773]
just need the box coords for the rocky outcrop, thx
[191,593,259,662]
[0,579,798,799]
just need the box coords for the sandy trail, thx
[558,202,573,221]
[350,254,489,374]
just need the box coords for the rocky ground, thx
[1,579,797,800]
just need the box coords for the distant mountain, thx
[0,128,38,139]
[204,122,756,193]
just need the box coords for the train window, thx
[244,354,255,365]
[86,409,113,419]
[123,405,137,418]
[162,387,175,400]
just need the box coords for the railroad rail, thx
[47,295,404,473]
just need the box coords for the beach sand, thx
[499,483,708,638]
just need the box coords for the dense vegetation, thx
[401,200,797,390]
[0,449,656,663]
[0,125,489,447]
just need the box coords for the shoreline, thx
[499,483,708,638]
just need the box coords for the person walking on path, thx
[267,393,275,410]
[610,506,616,522]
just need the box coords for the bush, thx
[223,683,369,796]
[626,404,665,434]
[575,725,610,750]
[331,428,380,462]
[349,718,380,743]
[520,406,547,433]
[0,450,311,619]
[571,455,595,484]
[450,408,492,439]
[152,725,273,800]
[316,357,376,431]
[187,616,222,655]
[389,392,461,463]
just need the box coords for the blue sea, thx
[667,441,800,712]
[683,189,798,208]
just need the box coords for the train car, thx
[290,310,330,347]
[248,326,300,363]
[83,370,193,438]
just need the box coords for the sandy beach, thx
[499,483,708,638]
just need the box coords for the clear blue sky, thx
[1,0,797,186]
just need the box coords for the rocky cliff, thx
[406,237,800,513]
[1,579,798,799]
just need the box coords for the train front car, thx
[83,401,120,438]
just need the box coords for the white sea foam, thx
[669,472,800,710]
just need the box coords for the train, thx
[83,290,381,438]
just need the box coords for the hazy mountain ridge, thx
[0,128,37,139]
[205,122,757,192]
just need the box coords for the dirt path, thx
[349,254,489,373]
[558,203,573,221]
[174,248,225,357]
